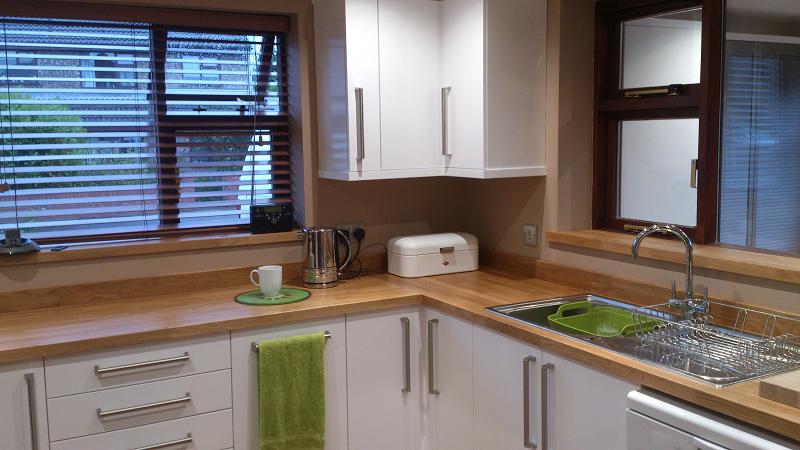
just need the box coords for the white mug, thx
[250,265,283,297]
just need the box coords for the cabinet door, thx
[0,359,49,450]
[541,351,637,450]
[378,0,443,171]
[424,308,474,450]
[345,0,382,173]
[473,325,542,450]
[315,0,381,176]
[441,0,485,173]
[231,317,348,450]
[347,307,422,450]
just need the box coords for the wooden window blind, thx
[0,10,289,243]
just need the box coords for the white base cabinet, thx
[346,307,423,450]
[0,359,49,450]
[423,308,475,450]
[541,351,636,450]
[473,325,543,450]
[230,317,348,450]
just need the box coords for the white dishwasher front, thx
[626,390,798,450]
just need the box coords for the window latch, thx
[624,84,683,98]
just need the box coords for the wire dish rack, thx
[630,301,800,386]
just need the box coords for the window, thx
[0,4,290,243]
[593,0,723,244]
[719,2,800,254]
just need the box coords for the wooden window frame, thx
[0,1,291,244]
[592,0,723,244]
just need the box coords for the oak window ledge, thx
[546,229,800,286]
[0,231,303,268]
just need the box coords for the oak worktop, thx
[1,268,799,442]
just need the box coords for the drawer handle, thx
[97,392,192,419]
[94,352,190,376]
[132,433,193,450]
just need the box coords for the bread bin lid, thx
[388,232,478,256]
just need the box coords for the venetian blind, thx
[0,14,289,241]
[720,38,800,254]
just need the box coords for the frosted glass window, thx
[619,119,699,226]
[621,8,702,89]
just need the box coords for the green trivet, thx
[234,288,311,306]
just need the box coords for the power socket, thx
[523,224,538,246]
[336,222,366,239]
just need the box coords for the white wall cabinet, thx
[230,317,348,450]
[473,325,543,450]
[346,307,423,450]
[541,351,637,450]
[315,0,547,181]
[423,308,474,450]
[0,359,49,450]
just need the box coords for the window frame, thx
[0,1,291,244]
[592,0,723,244]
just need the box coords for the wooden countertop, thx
[1,269,799,442]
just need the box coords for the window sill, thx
[0,230,303,267]
[546,229,800,286]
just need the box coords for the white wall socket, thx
[523,224,538,246]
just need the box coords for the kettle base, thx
[303,280,339,289]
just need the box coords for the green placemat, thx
[235,288,311,306]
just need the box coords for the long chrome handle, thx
[401,317,411,393]
[690,158,698,188]
[427,319,439,395]
[441,87,451,156]
[132,434,193,450]
[355,87,365,161]
[95,352,190,376]
[97,393,192,418]
[24,373,38,450]
[523,356,537,449]
[541,363,555,450]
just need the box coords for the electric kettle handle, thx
[336,229,353,274]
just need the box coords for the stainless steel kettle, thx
[300,227,352,288]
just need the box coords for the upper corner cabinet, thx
[314,0,548,181]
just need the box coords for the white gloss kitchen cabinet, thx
[473,325,542,450]
[314,0,547,181]
[231,317,348,450]
[346,307,424,450]
[541,351,636,450]
[0,359,49,450]
[423,308,475,450]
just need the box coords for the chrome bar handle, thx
[401,317,411,393]
[690,158,698,188]
[132,434,193,450]
[24,373,38,450]
[427,319,439,395]
[541,363,555,450]
[98,393,192,419]
[95,352,190,376]
[355,87,365,161]
[441,87,451,156]
[523,356,537,449]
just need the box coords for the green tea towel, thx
[258,332,326,450]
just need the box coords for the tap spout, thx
[631,224,694,302]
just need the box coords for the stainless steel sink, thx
[487,295,800,387]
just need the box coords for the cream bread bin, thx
[387,232,478,278]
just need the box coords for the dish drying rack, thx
[630,301,800,384]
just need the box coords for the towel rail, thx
[251,331,332,353]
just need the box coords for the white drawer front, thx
[46,333,230,398]
[49,409,232,450]
[48,369,231,442]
